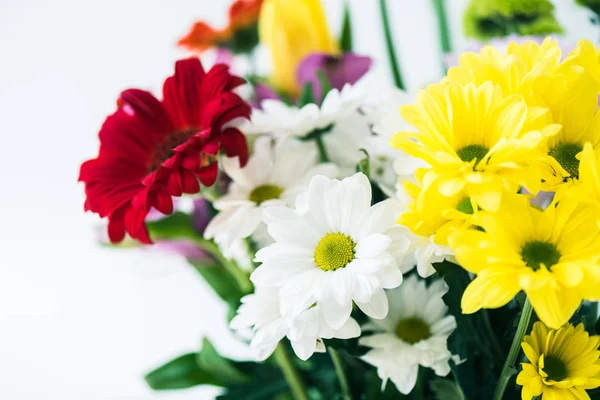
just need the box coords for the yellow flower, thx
[446,37,562,104]
[390,81,560,212]
[568,143,600,228]
[563,39,600,88]
[517,321,600,400]
[399,174,476,246]
[258,0,338,94]
[448,194,600,329]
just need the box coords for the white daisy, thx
[362,90,427,190]
[360,275,457,395]
[204,137,337,256]
[244,81,372,169]
[230,288,360,361]
[251,172,411,330]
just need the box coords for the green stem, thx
[329,348,351,400]
[378,0,405,90]
[431,0,452,73]
[493,298,533,400]
[481,309,504,362]
[195,239,253,294]
[315,136,330,162]
[274,344,310,400]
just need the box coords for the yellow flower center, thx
[521,241,561,271]
[457,198,475,214]
[314,233,356,271]
[543,356,568,382]
[249,184,284,203]
[395,317,431,344]
[456,144,489,166]
[549,142,583,179]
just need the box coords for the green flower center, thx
[457,198,475,214]
[543,356,569,382]
[314,233,356,271]
[549,142,583,179]
[395,317,431,344]
[456,144,489,166]
[249,184,283,204]
[521,241,561,271]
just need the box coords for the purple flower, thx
[296,52,372,102]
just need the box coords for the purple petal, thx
[252,83,281,108]
[296,52,372,102]
[154,240,215,263]
[192,198,213,235]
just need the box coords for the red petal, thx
[181,169,200,194]
[197,162,219,187]
[220,128,249,166]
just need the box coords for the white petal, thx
[355,288,389,320]
[333,317,361,339]
[390,364,419,395]
[290,334,318,361]
[376,263,404,289]
[352,200,397,240]
[355,234,392,259]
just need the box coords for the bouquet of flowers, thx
[78,0,600,399]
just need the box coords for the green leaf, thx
[299,82,315,106]
[433,261,502,362]
[217,362,289,400]
[340,0,353,52]
[430,379,465,400]
[145,353,222,390]
[316,71,332,100]
[355,149,371,178]
[197,338,249,385]
[146,211,200,241]
[188,260,244,316]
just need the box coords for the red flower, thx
[178,0,263,54]
[79,58,250,244]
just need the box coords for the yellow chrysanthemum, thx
[398,174,476,246]
[446,37,562,104]
[390,81,560,212]
[448,195,600,329]
[563,39,600,89]
[568,143,600,227]
[517,321,600,400]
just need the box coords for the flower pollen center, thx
[543,356,569,382]
[249,184,284,204]
[456,144,489,166]
[549,142,583,179]
[314,233,356,271]
[457,198,475,214]
[521,240,561,271]
[395,317,431,344]
[149,129,198,172]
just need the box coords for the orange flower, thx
[178,0,263,54]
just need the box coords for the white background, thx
[0,0,596,399]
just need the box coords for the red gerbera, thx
[79,58,250,244]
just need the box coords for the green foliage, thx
[299,82,315,107]
[463,0,564,40]
[145,353,223,390]
[340,1,353,52]
[146,339,254,392]
[576,0,600,17]
[197,338,250,385]
[430,378,466,400]
[146,211,201,241]
[220,24,260,54]
[432,260,524,399]
[355,149,371,178]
